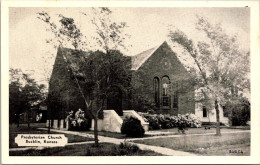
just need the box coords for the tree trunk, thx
[215,100,221,136]
[93,117,99,147]
[27,110,30,128]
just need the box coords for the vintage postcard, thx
[1,0,260,164]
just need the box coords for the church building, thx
[47,41,228,129]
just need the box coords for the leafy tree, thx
[225,97,250,126]
[9,68,47,127]
[37,7,131,146]
[168,16,250,135]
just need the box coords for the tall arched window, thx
[153,77,160,106]
[162,76,170,107]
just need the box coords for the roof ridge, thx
[131,41,167,70]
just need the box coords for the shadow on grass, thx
[10,143,163,156]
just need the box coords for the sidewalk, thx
[36,128,196,156]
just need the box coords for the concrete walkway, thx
[36,128,196,156]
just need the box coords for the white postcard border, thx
[1,0,260,164]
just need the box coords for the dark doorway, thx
[107,86,123,116]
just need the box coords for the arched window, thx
[162,76,170,107]
[153,77,160,106]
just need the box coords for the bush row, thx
[138,112,202,130]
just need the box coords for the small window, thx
[223,106,228,117]
[203,106,207,117]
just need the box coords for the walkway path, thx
[37,128,196,156]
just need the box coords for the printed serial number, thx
[229,150,243,154]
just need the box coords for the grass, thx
[9,123,94,148]
[85,130,154,139]
[9,142,163,156]
[86,130,127,139]
[133,132,250,156]
[84,127,249,139]
[149,127,250,134]
[10,123,250,156]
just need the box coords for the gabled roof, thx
[56,47,90,77]
[55,42,189,73]
[131,43,162,70]
[130,41,194,71]
[131,41,170,70]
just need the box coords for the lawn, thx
[149,127,250,135]
[9,123,94,148]
[132,132,250,156]
[84,127,249,139]
[9,142,163,156]
[85,130,126,139]
[85,130,154,139]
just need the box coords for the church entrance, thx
[107,86,123,116]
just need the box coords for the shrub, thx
[138,113,161,130]
[119,141,140,152]
[138,112,202,130]
[226,98,250,126]
[66,109,90,131]
[121,116,145,137]
[185,113,202,128]
[110,141,140,155]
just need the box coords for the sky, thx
[9,7,250,87]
